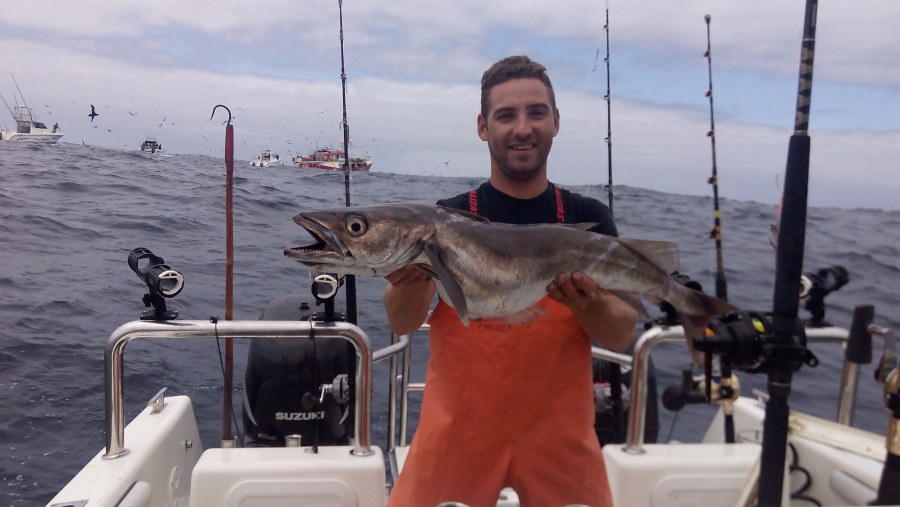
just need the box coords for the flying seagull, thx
[89,105,99,122]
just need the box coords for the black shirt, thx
[438,181,618,237]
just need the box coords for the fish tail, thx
[665,286,737,355]
[651,281,737,366]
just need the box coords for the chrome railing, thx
[621,324,862,454]
[102,319,373,459]
[383,320,886,458]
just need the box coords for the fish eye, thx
[345,214,367,237]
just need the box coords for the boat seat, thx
[190,445,386,507]
[603,442,761,506]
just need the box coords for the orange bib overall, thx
[388,297,613,507]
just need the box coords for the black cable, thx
[788,443,822,506]
[212,316,245,447]
[308,312,320,453]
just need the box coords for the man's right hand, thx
[385,264,433,290]
[383,265,436,335]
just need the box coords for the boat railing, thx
[381,318,888,458]
[621,323,897,454]
[102,319,374,459]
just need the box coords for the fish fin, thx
[609,290,651,319]
[497,305,548,325]
[437,205,491,223]
[563,222,599,232]
[616,237,680,275]
[422,242,469,325]
[668,287,738,355]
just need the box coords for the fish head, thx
[284,203,437,276]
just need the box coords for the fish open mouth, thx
[283,213,351,264]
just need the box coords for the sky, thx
[1,1,898,210]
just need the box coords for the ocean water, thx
[1,141,899,505]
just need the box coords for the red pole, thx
[212,105,235,444]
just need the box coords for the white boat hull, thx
[1,131,63,143]
[250,160,282,167]
[46,319,891,507]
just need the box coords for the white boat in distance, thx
[0,77,63,143]
[250,149,282,167]
[140,138,162,154]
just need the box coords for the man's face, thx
[478,77,559,182]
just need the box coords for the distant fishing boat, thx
[140,137,162,154]
[250,149,282,167]
[0,76,63,143]
[292,147,372,172]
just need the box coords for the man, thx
[384,55,636,507]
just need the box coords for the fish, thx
[284,203,736,340]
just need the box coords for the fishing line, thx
[211,316,245,447]
[308,312,321,453]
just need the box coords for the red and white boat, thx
[292,147,372,172]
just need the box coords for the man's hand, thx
[546,271,605,309]
[546,271,637,352]
[385,264,433,290]
[383,264,436,335]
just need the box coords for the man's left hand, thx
[546,272,606,310]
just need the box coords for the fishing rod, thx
[757,0,819,504]
[704,15,727,303]
[11,74,31,114]
[337,0,358,325]
[603,1,614,217]
[603,0,613,215]
[703,14,736,445]
[599,0,626,443]
[0,93,16,121]
[211,104,236,446]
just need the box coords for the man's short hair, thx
[480,55,556,119]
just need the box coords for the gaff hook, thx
[210,104,232,126]
[211,103,235,445]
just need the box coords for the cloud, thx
[2,0,897,209]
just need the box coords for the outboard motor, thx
[242,275,356,447]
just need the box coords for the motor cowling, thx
[242,294,356,446]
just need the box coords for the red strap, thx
[555,185,565,223]
[468,189,478,214]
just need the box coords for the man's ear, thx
[553,108,560,137]
[477,114,488,141]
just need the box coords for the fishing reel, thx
[800,265,849,327]
[128,247,184,320]
[693,311,818,376]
